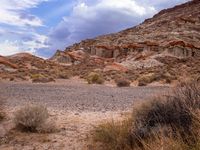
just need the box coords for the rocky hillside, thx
[50,0,200,85]
[52,0,200,61]
[0,53,71,82]
[1,0,200,85]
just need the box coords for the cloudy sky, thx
[0,0,189,58]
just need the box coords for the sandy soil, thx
[0,80,169,150]
[0,107,125,150]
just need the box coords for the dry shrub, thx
[31,74,55,83]
[36,118,57,133]
[14,104,50,132]
[0,98,5,121]
[57,73,70,79]
[137,72,176,86]
[87,72,104,84]
[32,77,55,83]
[116,78,131,87]
[31,74,44,79]
[138,73,156,86]
[92,82,200,150]
[93,119,133,150]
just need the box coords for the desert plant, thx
[0,98,5,121]
[93,119,133,150]
[31,73,55,83]
[86,72,104,84]
[137,73,156,86]
[58,73,70,79]
[92,82,200,150]
[132,82,200,147]
[14,104,49,132]
[116,78,131,87]
[31,74,44,79]
[32,77,55,83]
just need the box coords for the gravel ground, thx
[0,80,170,150]
[0,80,169,112]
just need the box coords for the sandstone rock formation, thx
[51,0,200,64]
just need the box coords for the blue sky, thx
[0,0,189,58]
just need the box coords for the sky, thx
[0,0,189,58]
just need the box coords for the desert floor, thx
[0,79,169,150]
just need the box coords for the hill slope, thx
[0,53,71,82]
[1,0,200,85]
[50,0,200,85]
[52,0,200,61]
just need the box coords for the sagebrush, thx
[0,98,5,121]
[87,72,104,84]
[14,104,49,132]
[93,82,200,150]
[116,78,131,87]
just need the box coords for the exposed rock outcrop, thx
[47,0,200,85]
[51,0,200,64]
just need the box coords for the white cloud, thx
[0,41,25,56]
[48,0,190,53]
[0,0,49,27]
[49,0,157,51]
[0,32,49,56]
[0,0,50,56]
[137,0,189,9]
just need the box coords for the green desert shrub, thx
[14,104,49,132]
[116,78,131,87]
[87,72,104,84]
[92,82,200,150]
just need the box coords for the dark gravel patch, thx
[0,81,169,112]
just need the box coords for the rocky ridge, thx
[0,53,71,82]
[52,0,200,63]
[50,0,200,84]
[0,0,200,85]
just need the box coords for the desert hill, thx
[1,0,200,85]
[0,53,71,82]
[52,0,200,61]
[50,0,200,85]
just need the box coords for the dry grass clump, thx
[137,72,176,86]
[31,74,44,79]
[31,74,55,83]
[0,98,5,121]
[93,119,132,150]
[92,82,200,150]
[57,73,70,79]
[86,72,104,84]
[116,78,131,87]
[137,73,156,86]
[14,104,52,132]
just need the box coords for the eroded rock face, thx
[51,50,73,64]
[50,50,89,65]
[166,41,200,58]
[51,0,200,63]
